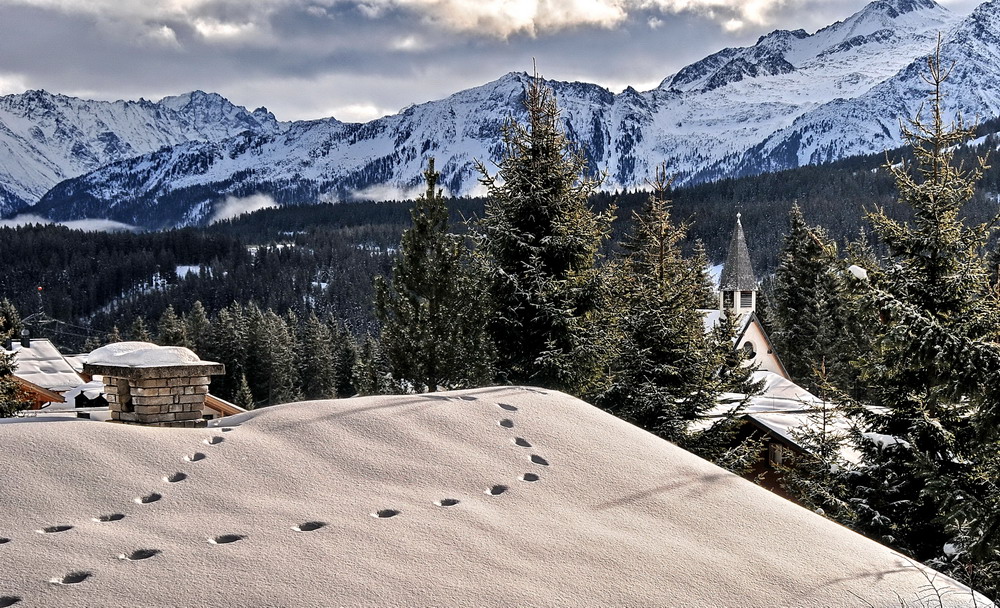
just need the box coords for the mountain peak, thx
[863,0,941,18]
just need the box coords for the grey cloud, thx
[0,0,980,124]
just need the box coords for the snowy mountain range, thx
[4,0,1000,228]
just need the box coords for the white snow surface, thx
[3,339,85,392]
[86,341,213,368]
[0,386,988,607]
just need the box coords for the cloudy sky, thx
[0,0,980,123]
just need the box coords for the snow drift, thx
[0,386,986,606]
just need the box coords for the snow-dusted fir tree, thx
[848,43,1000,595]
[207,303,249,399]
[477,73,613,395]
[0,298,22,340]
[184,301,212,355]
[0,348,22,417]
[247,306,301,406]
[298,311,337,400]
[233,372,255,410]
[375,158,493,392]
[130,316,152,342]
[599,165,715,439]
[157,305,189,347]
[771,205,850,391]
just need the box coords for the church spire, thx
[719,213,758,314]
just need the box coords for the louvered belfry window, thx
[740,291,753,308]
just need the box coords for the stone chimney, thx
[83,342,224,428]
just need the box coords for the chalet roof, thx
[719,214,758,291]
[0,386,986,607]
[3,338,85,393]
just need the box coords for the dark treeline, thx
[3,124,999,354]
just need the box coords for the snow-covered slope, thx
[0,387,988,606]
[17,0,1000,228]
[0,90,283,215]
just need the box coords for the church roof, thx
[719,213,758,291]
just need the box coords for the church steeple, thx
[719,213,758,314]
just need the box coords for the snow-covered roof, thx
[86,341,216,368]
[0,387,986,607]
[3,339,86,393]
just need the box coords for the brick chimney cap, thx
[83,341,224,379]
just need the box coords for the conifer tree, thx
[354,335,391,396]
[130,316,152,342]
[106,326,122,344]
[157,305,189,347]
[233,372,255,410]
[771,205,850,391]
[0,298,22,340]
[246,306,301,406]
[299,312,337,400]
[598,166,716,439]
[207,304,249,399]
[847,43,1000,592]
[0,348,23,417]
[477,73,614,394]
[331,320,358,398]
[185,301,212,356]
[375,158,494,392]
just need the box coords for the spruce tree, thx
[0,348,23,417]
[374,158,494,392]
[477,73,613,394]
[598,166,716,440]
[130,316,152,342]
[246,306,301,406]
[299,312,337,400]
[157,305,189,347]
[331,320,358,398]
[770,205,850,391]
[0,298,22,340]
[185,301,212,356]
[207,304,249,400]
[847,44,1000,593]
[233,372,255,410]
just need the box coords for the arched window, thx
[742,341,756,358]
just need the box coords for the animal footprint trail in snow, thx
[292,521,326,532]
[203,436,223,446]
[184,452,206,462]
[163,472,187,483]
[50,571,91,585]
[134,493,162,504]
[36,525,72,534]
[208,534,245,544]
[118,549,160,561]
[92,514,125,522]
